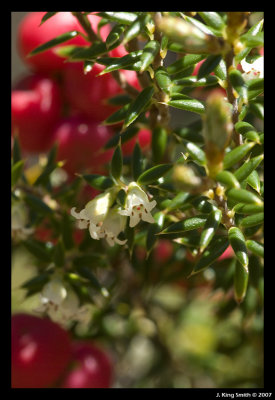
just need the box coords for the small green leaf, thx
[106,24,125,48]
[110,141,123,181]
[69,41,107,60]
[235,121,256,135]
[226,188,262,205]
[165,191,191,211]
[96,12,138,25]
[40,12,58,25]
[240,31,263,48]
[247,78,264,100]
[246,170,261,193]
[183,141,206,165]
[216,170,240,188]
[104,126,139,149]
[197,55,222,80]
[233,203,263,215]
[191,196,218,213]
[159,215,208,235]
[123,86,155,128]
[139,40,160,72]
[239,212,264,228]
[228,227,248,268]
[123,14,148,44]
[192,236,229,275]
[81,174,114,190]
[146,211,165,256]
[11,160,25,187]
[75,265,102,290]
[233,154,263,182]
[223,142,255,169]
[246,239,264,258]
[103,103,131,125]
[132,142,143,181]
[53,239,65,267]
[229,69,248,101]
[152,126,168,163]
[155,67,172,95]
[214,58,227,80]
[28,31,79,56]
[98,50,143,75]
[167,97,205,114]
[174,75,218,87]
[235,19,263,63]
[137,164,172,185]
[61,212,74,250]
[21,273,50,291]
[198,12,225,30]
[167,54,206,75]
[234,259,248,303]
[199,208,222,251]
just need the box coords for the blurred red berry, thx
[53,116,114,176]
[11,74,62,153]
[153,239,174,264]
[17,12,109,73]
[62,45,140,122]
[12,313,71,388]
[60,341,113,388]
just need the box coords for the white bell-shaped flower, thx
[241,56,263,81]
[119,182,157,228]
[34,277,90,326]
[99,207,128,246]
[71,187,117,240]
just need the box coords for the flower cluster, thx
[71,182,157,246]
[34,275,91,327]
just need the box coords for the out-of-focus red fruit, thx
[11,313,71,388]
[17,12,109,73]
[121,129,151,155]
[53,116,114,176]
[11,74,62,153]
[63,45,140,122]
[153,239,174,264]
[60,341,113,388]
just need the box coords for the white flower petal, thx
[129,212,140,228]
[41,279,67,305]
[77,220,89,229]
[146,199,157,212]
[118,209,131,216]
[88,222,101,240]
[141,211,155,224]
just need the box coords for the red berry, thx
[11,74,62,153]
[17,12,109,73]
[63,45,140,122]
[60,341,113,388]
[11,313,71,388]
[53,116,114,176]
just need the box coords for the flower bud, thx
[156,16,226,54]
[202,91,233,177]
